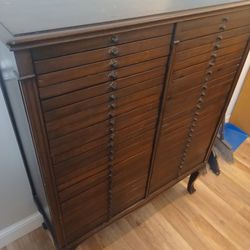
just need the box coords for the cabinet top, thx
[0,0,249,48]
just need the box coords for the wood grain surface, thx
[2,138,250,250]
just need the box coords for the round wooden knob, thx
[109,103,116,109]
[111,35,119,44]
[109,47,119,56]
[109,94,117,101]
[108,71,118,80]
[108,112,114,118]
[109,81,118,91]
[110,59,118,69]
[219,25,226,31]
[222,16,229,22]
[109,119,115,125]
[109,127,115,133]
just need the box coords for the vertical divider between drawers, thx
[145,23,178,196]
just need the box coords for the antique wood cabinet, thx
[0,0,249,249]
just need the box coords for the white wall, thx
[226,51,250,122]
[0,87,41,247]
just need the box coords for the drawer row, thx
[59,147,152,243]
[34,35,171,74]
[176,7,250,41]
[46,84,162,140]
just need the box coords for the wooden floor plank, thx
[2,139,250,250]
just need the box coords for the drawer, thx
[213,60,241,80]
[52,135,109,164]
[164,87,201,117]
[113,149,151,178]
[51,114,157,163]
[175,32,249,62]
[46,98,159,139]
[176,8,250,40]
[34,35,170,74]
[38,56,167,90]
[167,71,204,96]
[112,177,147,215]
[32,23,173,60]
[176,25,250,52]
[49,101,158,154]
[173,50,243,80]
[41,74,164,111]
[62,181,108,243]
[169,58,240,96]
[150,152,181,193]
[113,128,155,153]
[39,65,165,99]
[54,146,108,188]
[37,46,168,86]
[174,41,246,71]
[161,112,193,135]
[113,137,153,165]
[58,169,107,202]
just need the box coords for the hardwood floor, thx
[2,139,250,250]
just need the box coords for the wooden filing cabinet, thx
[0,1,249,249]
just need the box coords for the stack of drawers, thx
[149,8,250,193]
[31,23,173,242]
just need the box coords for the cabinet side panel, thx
[0,41,52,229]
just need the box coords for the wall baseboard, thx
[0,212,42,248]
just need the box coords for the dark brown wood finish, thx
[1,2,250,250]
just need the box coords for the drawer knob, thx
[108,142,114,148]
[109,47,119,56]
[108,71,118,80]
[206,70,213,76]
[109,119,115,125]
[108,112,114,118]
[219,25,226,31]
[109,127,115,133]
[196,104,202,109]
[201,91,206,96]
[214,43,221,50]
[222,16,229,22]
[110,59,118,69]
[110,133,115,140]
[179,165,183,169]
[216,35,223,41]
[111,35,119,44]
[109,103,117,109]
[109,155,114,161]
[109,81,118,91]
[193,117,198,121]
[109,94,117,101]
[187,138,192,143]
[208,61,215,67]
[211,52,217,58]
[202,84,208,90]
[198,97,204,103]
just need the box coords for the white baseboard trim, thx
[0,212,43,248]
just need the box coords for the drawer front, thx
[37,46,168,86]
[34,35,170,74]
[112,150,151,215]
[150,9,249,194]
[176,8,250,40]
[32,23,173,60]
[61,181,108,243]
[32,21,172,239]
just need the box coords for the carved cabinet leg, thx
[187,171,200,194]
